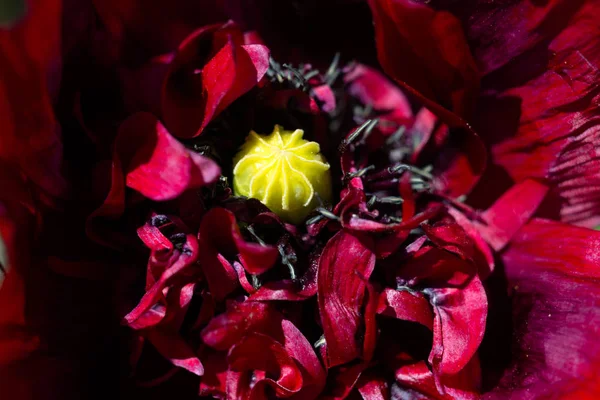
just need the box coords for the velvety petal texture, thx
[162,22,270,138]
[487,219,600,399]
[318,231,376,367]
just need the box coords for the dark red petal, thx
[162,25,269,138]
[200,301,282,351]
[228,332,303,398]
[399,246,474,288]
[447,208,495,278]
[356,373,389,400]
[199,349,229,398]
[124,234,199,327]
[92,0,226,61]
[0,178,39,365]
[453,1,600,228]
[198,208,279,276]
[377,288,433,330]
[486,219,600,398]
[145,329,204,376]
[321,362,366,400]
[459,179,548,251]
[0,270,39,366]
[0,0,67,203]
[121,112,221,200]
[249,253,318,301]
[394,358,481,399]
[367,0,479,119]
[280,319,325,399]
[421,221,476,261]
[428,276,487,376]
[318,231,376,367]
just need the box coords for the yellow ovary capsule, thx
[232,126,332,224]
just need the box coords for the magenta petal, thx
[318,231,376,367]
[428,276,487,376]
[486,219,600,398]
[120,112,221,200]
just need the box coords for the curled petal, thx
[162,23,269,138]
[201,301,281,351]
[377,288,433,330]
[198,207,279,280]
[228,333,303,398]
[428,276,487,377]
[121,112,221,200]
[124,233,199,328]
[318,231,376,367]
[344,63,412,120]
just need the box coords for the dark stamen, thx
[317,208,340,221]
[375,196,404,205]
[306,214,325,225]
[151,214,170,227]
[246,225,267,247]
[277,243,297,280]
[346,119,377,144]
[385,125,406,145]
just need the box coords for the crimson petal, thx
[428,275,487,377]
[441,0,600,228]
[367,0,479,119]
[122,112,221,200]
[485,219,600,398]
[162,23,269,138]
[228,332,303,398]
[201,301,282,351]
[318,231,376,367]
[198,207,279,279]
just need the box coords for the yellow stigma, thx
[232,125,332,224]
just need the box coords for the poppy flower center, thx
[232,125,332,223]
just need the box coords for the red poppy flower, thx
[1,1,600,400]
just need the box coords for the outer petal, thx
[485,219,600,398]
[367,0,479,118]
[162,24,269,138]
[442,1,600,228]
[0,0,66,202]
[318,231,376,367]
[0,169,39,366]
[87,112,219,246]
[122,113,221,200]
